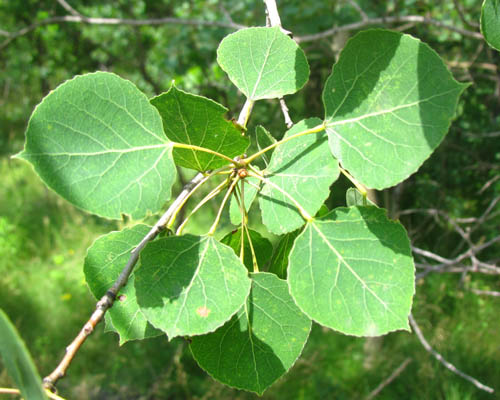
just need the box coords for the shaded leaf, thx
[135,235,251,338]
[0,309,48,400]
[323,30,467,190]
[288,206,415,336]
[481,0,500,51]
[346,188,377,207]
[17,72,176,219]
[190,273,311,395]
[217,27,309,100]
[268,229,301,279]
[259,118,339,234]
[220,228,273,272]
[84,225,162,344]
[151,85,249,171]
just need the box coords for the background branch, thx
[409,314,494,393]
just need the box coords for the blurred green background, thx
[0,0,499,399]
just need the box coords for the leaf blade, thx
[481,0,500,51]
[17,72,176,219]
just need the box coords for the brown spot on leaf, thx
[196,306,211,318]
[118,294,127,302]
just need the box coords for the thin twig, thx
[365,358,412,400]
[56,0,82,17]
[0,387,66,400]
[279,98,294,128]
[42,172,206,391]
[409,314,494,393]
[295,15,483,43]
[347,0,368,21]
[0,15,245,50]
[470,289,500,297]
[452,0,480,28]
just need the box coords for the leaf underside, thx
[135,235,251,339]
[288,206,415,336]
[323,29,467,190]
[190,272,311,395]
[259,118,340,234]
[151,85,249,171]
[217,26,310,100]
[17,72,176,219]
[84,224,162,344]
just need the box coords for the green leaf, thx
[135,235,251,338]
[220,228,273,272]
[323,30,467,190]
[0,309,48,400]
[259,118,339,234]
[481,0,500,51]
[268,229,301,279]
[84,224,162,344]
[346,188,377,207]
[217,27,310,100]
[190,272,311,395]
[288,206,415,336]
[229,169,261,226]
[16,72,176,219]
[255,125,276,167]
[150,85,249,171]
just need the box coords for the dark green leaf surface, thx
[481,0,500,51]
[259,118,339,234]
[0,309,48,400]
[190,273,311,395]
[135,235,251,338]
[84,225,162,344]
[151,85,249,171]
[229,170,261,226]
[288,206,415,336]
[323,30,467,189]
[17,72,176,219]
[220,228,273,272]
[255,125,276,167]
[217,27,310,100]
[346,188,377,207]
[268,229,301,279]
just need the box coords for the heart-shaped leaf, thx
[190,273,311,395]
[217,27,310,100]
[17,72,176,219]
[323,30,467,189]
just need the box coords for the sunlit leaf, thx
[288,206,415,336]
[259,118,339,234]
[190,273,311,395]
[135,235,251,338]
[217,27,309,100]
[323,30,467,190]
[16,72,176,219]
[481,0,500,51]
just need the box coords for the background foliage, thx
[0,0,499,398]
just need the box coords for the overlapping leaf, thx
[259,118,339,234]
[135,235,251,338]
[268,229,301,279]
[151,85,249,171]
[346,188,377,207]
[288,206,415,336]
[221,228,273,272]
[84,225,162,344]
[481,0,500,51]
[255,125,276,167]
[217,27,309,100]
[323,30,467,190]
[0,309,48,400]
[190,273,311,395]
[17,72,176,219]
